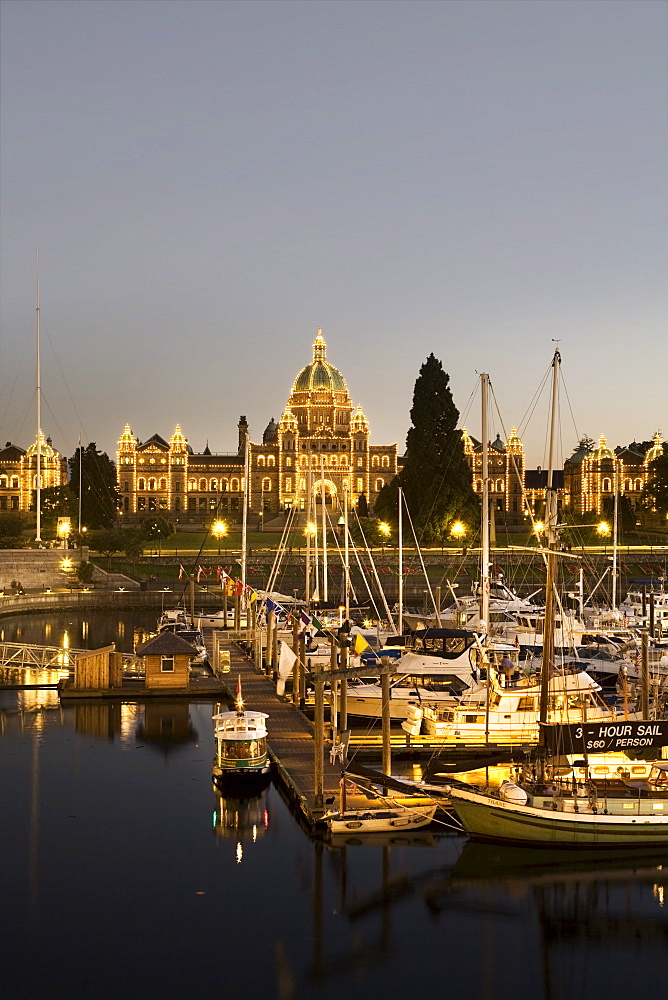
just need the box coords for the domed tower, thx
[168,425,189,512]
[23,431,64,508]
[287,329,353,436]
[504,428,525,518]
[644,432,664,470]
[263,418,278,445]
[116,425,139,511]
[583,434,618,514]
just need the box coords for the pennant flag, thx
[276,642,298,696]
[234,579,244,596]
[196,566,203,583]
[354,633,370,656]
[249,590,259,603]
[178,564,186,580]
[311,614,323,630]
[266,597,285,616]
[300,611,312,627]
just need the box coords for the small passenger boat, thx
[212,684,271,790]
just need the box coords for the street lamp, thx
[379,521,390,553]
[597,520,610,555]
[213,520,228,556]
[57,520,71,550]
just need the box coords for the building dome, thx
[292,330,348,395]
[26,430,58,459]
[644,432,664,467]
[505,427,523,451]
[592,435,615,461]
[263,418,278,444]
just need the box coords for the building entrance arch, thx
[313,479,338,509]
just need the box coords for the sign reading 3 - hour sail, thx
[542,720,668,755]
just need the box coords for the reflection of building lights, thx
[235,842,243,864]
[252,825,257,843]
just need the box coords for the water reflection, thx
[212,785,271,849]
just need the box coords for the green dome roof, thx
[291,331,348,394]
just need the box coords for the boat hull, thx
[328,804,437,835]
[449,787,668,846]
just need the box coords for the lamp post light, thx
[213,520,228,556]
[57,520,71,550]
[379,521,390,553]
[597,520,610,555]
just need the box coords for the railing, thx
[0,641,141,672]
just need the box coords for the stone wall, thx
[0,548,89,592]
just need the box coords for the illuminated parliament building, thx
[116,331,398,523]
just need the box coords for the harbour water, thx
[1,611,667,999]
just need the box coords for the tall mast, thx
[306,468,312,610]
[78,432,83,536]
[539,349,561,732]
[480,373,490,634]
[398,486,403,636]
[320,456,328,602]
[35,254,42,542]
[312,471,320,602]
[612,468,619,610]
[344,484,350,620]
[241,429,249,591]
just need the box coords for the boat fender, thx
[498,781,528,806]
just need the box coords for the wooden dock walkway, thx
[203,633,345,825]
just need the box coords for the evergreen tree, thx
[644,444,668,515]
[69,443,119,529]
[357,493,369,518]
[375,354,478,542]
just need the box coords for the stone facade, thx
[0,433,67,513]
[117,331,398,524]
[462,427,526,524]
[563,432,664,515]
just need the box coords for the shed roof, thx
[136,631,199,656]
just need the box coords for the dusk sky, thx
[1,0,666,471]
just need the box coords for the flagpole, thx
[241,428,249,592]
[398,486,403,635]
[320,456,328,603]
[306,468,312,611]
[35,252,42,543]
[344,484,350,621]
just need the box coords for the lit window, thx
[161,656,174,673]
[137,478,146,491]
[267,456,275,467]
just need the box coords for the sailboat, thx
[446,350,668,845]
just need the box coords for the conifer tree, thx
[69,443,119,529]
[375,354,478,542]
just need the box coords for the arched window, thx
[299,478,306,491]
[372,456,379,468]
[381,456,389,468]
[330,456,338,468]
[312,456,318,468]
[375,478,384,492]
[257,455,265,467]
[602,478,611,492]
[230,478,239,492]
[340,456,348,468]
[188,479,196,491]
[624,479,631,491]
[210,479,218,491]
[262,477,271,491]
[160,478,167,490]
[11,476,19,488]
[635,478,642,491]
[267,456,275,467]
[285,477,293,492]
[222,478,229,492]
[0,476,7,488]
[199,478,207,491]
[148,478,157,491]
[285,457,292,467]
[137,478,146,490]
[357,478,363,491]
[497,479,504,491]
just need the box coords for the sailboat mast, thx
[306,468,312,610]
[320,456,328,602]
[398,486,403,635]
[539,349,561,732]
[35,255,42,543]
[344,485,350,620]
[78,433,83,536]
[241,430,249,591]
[480,373,490,633]
[612,470,619,609]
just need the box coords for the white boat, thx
[212,705,271,787]
[339,628,518,721]
[195,609,248,629]
[620,587,668,627]
[327,803,437,835]
[494,609,587,652]
[413,665,638,744]
[447,764,668,846]
[158,616,208,664]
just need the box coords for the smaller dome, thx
[169,424,187,450]
[645,432,664,466]
[506,427,523,450]
[490,434,505,453]
[26,430,58,459]
[461,427,474,454]
[279,408,297,431]
[351,406,368,432]
[263,418,278,444]
[592,435,614,460]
